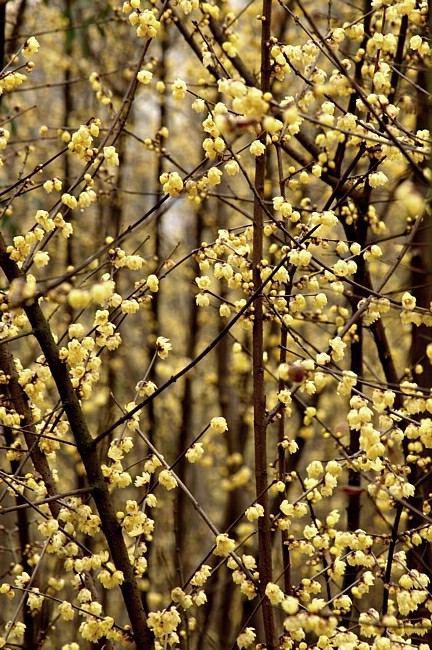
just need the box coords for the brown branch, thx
[0,344,60,517]
[252,1,278,647]
[0,233,153,649]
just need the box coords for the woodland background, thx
[0,0,431,648]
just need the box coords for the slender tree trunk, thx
[252,1,278,646]
[0,236,154,650]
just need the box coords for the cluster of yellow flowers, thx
[0,0,431,646]
[0,127,10,168]
[0,71,27,96]
[123,1,160,38]
[147,607,181,645]
[89,71,113,109]
[67,120,100,161]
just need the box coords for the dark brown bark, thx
[252,1,278,647]
[0,235,154,649]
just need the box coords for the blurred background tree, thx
[0,0,431,648]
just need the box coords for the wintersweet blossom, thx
[160,171,183,197]
[0,71,27,96]
[410,34,423,50]
[58,601,74,620]
[68,122,99,160]
[210,416,228,433]
[147,607,181,637]
[225,160,239,175]
[192,98,205,112]
[135,472,151,487]
[196,293,210,307]
[156,336,172,359]
[402,291,416,310]
[103,146,119,167]
[172,78,187,101]
[98,567,124,588]
[282,596,299,614]
[145,455,162,473]
[137,70,152,84]
[185,443,204,463]
[236,627,256,648]
[61,193,78,209]
[158,469,177,490]
[34,251,50,267]
[0,128,10,151]
[245,504,264,521]
[146,274,159,292]
[213,533,236,556]
[240,580,257,600]
[330,336,347,361]
[191,565,211,587]
[368,171,388,188]
[22,36,40,58]
[171,587,193,609]
[207,167,222,186]
[289,248,312,267]
[194,591,207,606]
[195,275,211,290]
[128,8,160,39]
[265,582,284,605]
[249,140,266,156]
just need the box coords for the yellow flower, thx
[156,336,172,359]
[133,9,160,39]
[368,171,388,188]
[210,416,228,433]
[213,533,236,556]
[190,565,211,586]
[159,469,178,490]
[103,146,119,167]
[33,251,50,267]
[59,601,75,621]
[245,504,264,521]
[160,171,183,197]
[148,607,181,637]
[207,167,223,186]
[330,336,346,361]
[402,291,416,310]
[61,193,78,209]
[410,34,422,50]
[249,140,266,156]
[137,70,153,84]
[146,274,159,292]
[193,590,207,606]
[236,627,256,648]
[219,303,231,318]
[196,293,210,307]
[265,582,284,605]
[195,275,211,290]
[282,596,299,614]
[172,78,187,101]
[225,160,239,175]
[186,443,204,463]
[22,36,40,58]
